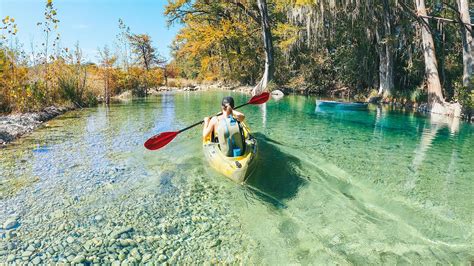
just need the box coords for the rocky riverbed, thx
[0,106,73,146]
[0,100,260,263]
[1,167,259,264]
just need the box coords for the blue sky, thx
[0,0,182,62]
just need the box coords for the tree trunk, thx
[142,48,149,97]
[253,0,275,96]
[414,0,444,105]
[377,0,394,97]
[376,27,388,96]
[145,72,148,97]
[45,31,49,93]
[383,0,394,96]
[385,44,394,95]
[105,69,110,105]
[164,67,168,87]
[457,0,473,89]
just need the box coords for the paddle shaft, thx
[178,102,250,133]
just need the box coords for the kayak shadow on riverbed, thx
[244,133,308,208]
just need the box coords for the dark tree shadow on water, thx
[244,133,308,209]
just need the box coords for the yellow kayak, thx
[203,122,258,183]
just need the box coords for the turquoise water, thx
[0,92,473,264]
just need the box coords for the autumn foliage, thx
[0,1,168,114]
[166,0,469,110]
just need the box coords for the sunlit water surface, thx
[1,92,473,264]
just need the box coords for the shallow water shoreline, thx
[134,85,470,121]
[1,86,468,147]
[113,84,254,100]
[0,92,472,264]
[0,86,250,147]
[144,84,467,118]
[0,106,74,147]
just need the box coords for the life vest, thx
[216,115,244,157]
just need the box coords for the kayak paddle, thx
[144,92,270,151]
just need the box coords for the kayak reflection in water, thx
[202,96,246,157]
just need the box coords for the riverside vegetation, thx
[1,0,473,120]
[165,0,473,118]
[0,1,172,114]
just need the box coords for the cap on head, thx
[221,96,235,108]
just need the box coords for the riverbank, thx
[115,83,469,120]
[113,84,254,101]
[2,84,246,146]
[0,85,467,147]
[0,106,74,146]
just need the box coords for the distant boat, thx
[316,100,368,110]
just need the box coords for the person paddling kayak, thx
[202,96,257,182]
[203,96,245,157]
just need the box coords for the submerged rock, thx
[31,256,42,264]
[72,254,85,264]
[3,218,19,230]
[6,254,16,262]
[158,254,168,262]
[94,215,104,222]
[66,236,75,244]
[110,226,133,239]
[21,250,33,258]
[130,248,141,260]
[142,253,152,262]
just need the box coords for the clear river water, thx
[0,91,473,264]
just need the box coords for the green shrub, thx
[0,93,11,113]
[84,91,98,107]
[457,82,473,120]
[59,77,79,103]
[368,89,379,98]
[58,76,97,107]
[30,82,47,107]
[132,85,146,97]
[353,93,366,102]
[410,88,428,103]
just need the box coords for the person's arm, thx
[232,109,245,122]
[202,116,217,138]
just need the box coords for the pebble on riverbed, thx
[110,226,134,239]
[2,217,19,230]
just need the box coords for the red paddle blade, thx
[248,92,270,105]
[144,131,179,150]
